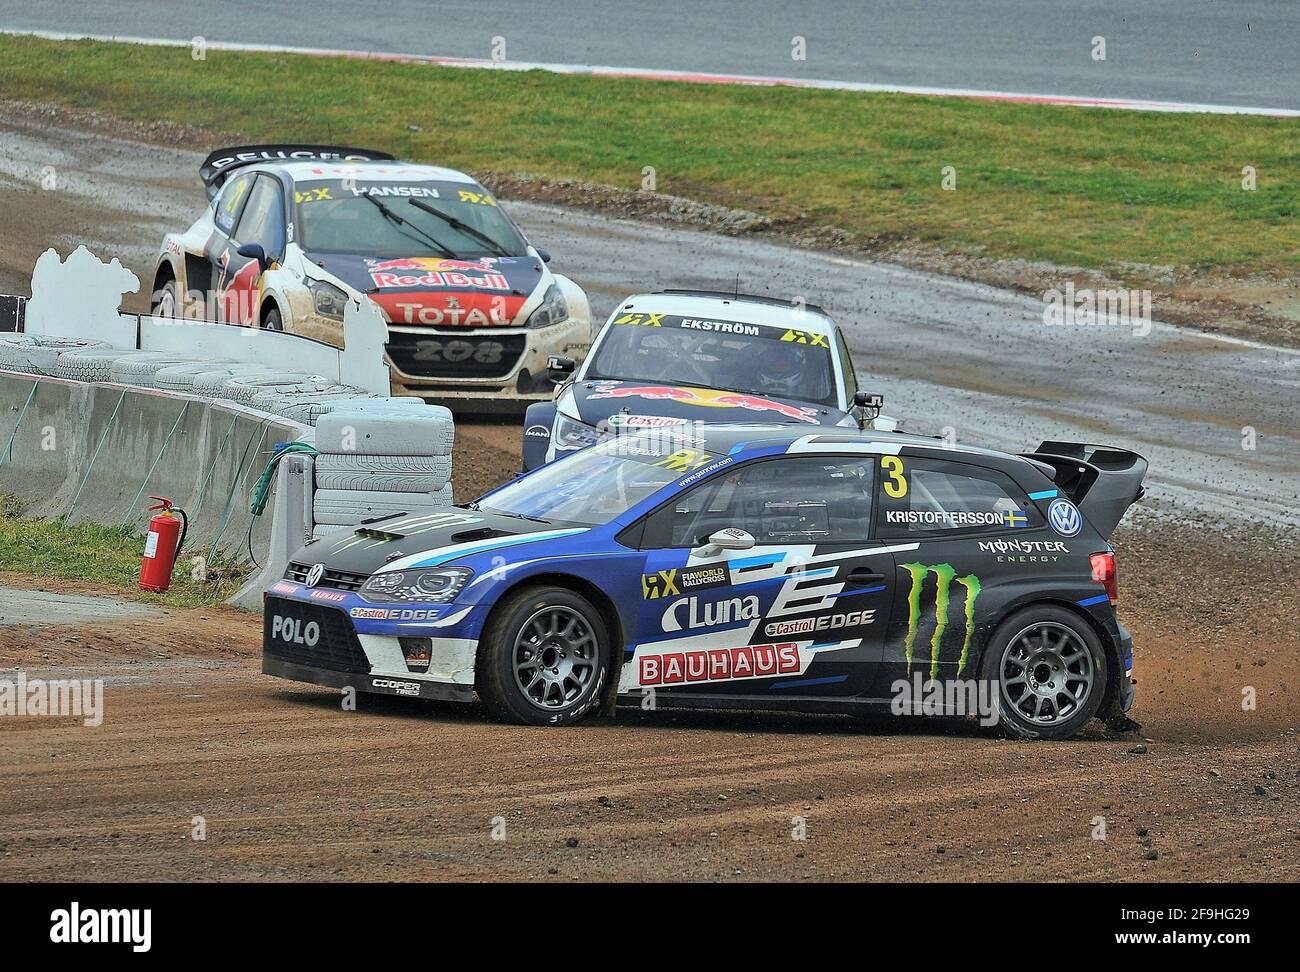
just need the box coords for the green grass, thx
[0,35,1297,274]
[0,496,248,608]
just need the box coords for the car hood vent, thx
[450,527,515,543]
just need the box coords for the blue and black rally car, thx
[263,425,1145,739]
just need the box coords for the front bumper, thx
[262,588,481,702]
[385,319,587,403]
[262,655,475,703]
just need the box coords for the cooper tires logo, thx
[372,678,422,697]
[1047,498,1084,537]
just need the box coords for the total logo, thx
[271,615,319,646]
[661,595,759,633]
[639,643,800,685]
[765,609,875,637]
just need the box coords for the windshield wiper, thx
[408,198,511,258]
[478,504,550,523]
[359,193,456,258]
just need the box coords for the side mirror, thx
[695,528,756,557]
[237,242,271,273]
[535,247,552,264]
[546,354,576,382]
[852,391,884,429]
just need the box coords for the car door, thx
[866,453,1049,698]
[220,173,287,325]
[206,172,255,320]
[629,453,895,699]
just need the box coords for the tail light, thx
[1090,552,1118,605]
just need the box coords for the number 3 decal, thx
[881,456,908,498]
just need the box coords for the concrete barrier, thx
[0,369,310,580]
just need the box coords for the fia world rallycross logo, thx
[1047,498,1083,538]
[901,563,981,678]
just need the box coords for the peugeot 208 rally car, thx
[522,290,893,469]
[152,144,591,408]
[263,426,1145,739]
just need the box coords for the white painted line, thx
[6,29,1299,118]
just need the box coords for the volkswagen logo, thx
[304,563,326,587]
[1047,498,1083,538]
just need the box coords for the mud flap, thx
[1022,441,1148,539]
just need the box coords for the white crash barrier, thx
[3,246,460,603]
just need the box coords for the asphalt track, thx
[0,107,1296,531]
[3,0,1298,110]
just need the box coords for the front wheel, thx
[262,304,284,331]
[476,586,609,725]
[152,276,180,318]
[980,605,1107,740]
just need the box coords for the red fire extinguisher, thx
[140,495,188,593]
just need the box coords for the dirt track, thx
[1,425,1297,882]
[0,106,1297,882]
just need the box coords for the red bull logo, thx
[366,256,508,291]
[587,384,821,423]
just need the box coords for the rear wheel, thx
[980,605,1107,740]
[477,586,609,726]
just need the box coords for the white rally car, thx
[152,144,591,408]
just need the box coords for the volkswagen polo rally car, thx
[152,144,591,408]
[521,290,895,469]
[263,426,1145,739]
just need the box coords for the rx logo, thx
[1047,498,1083,538]
[780,328,829,348]
[613,312,665,327]
[641,569,680,599]
[304,563,326,587]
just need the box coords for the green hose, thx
[249,441,318,517]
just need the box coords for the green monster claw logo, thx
[901,563,982,678]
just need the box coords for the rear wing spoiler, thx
[198,144,396,200]
[1020,441,1148,540]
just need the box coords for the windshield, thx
[586,312,839,407]
[476,435,724,527]
[294,178,529,257]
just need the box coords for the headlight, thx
[307,278,349,321]
[358,567,472,603]
[525,283,568,329]
[553,412,602,451]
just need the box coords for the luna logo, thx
[900,563,981,678]
[662,595,759,632]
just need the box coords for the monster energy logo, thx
[900,563,981,678]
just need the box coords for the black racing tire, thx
[262,304,284,331]
[476,585,609,726]
[979,604,1108,741]
[152,276,180,318]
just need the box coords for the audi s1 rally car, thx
[263,426,1145,739]
[521,290,895,470]
[152,144,591,408]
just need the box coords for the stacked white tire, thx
[26,338,111,374]
[153,361,241,393]
[52,349,141,382]
[108,352,195,387]
[311,403,455,532]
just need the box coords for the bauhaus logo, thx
[900,563,981,678]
